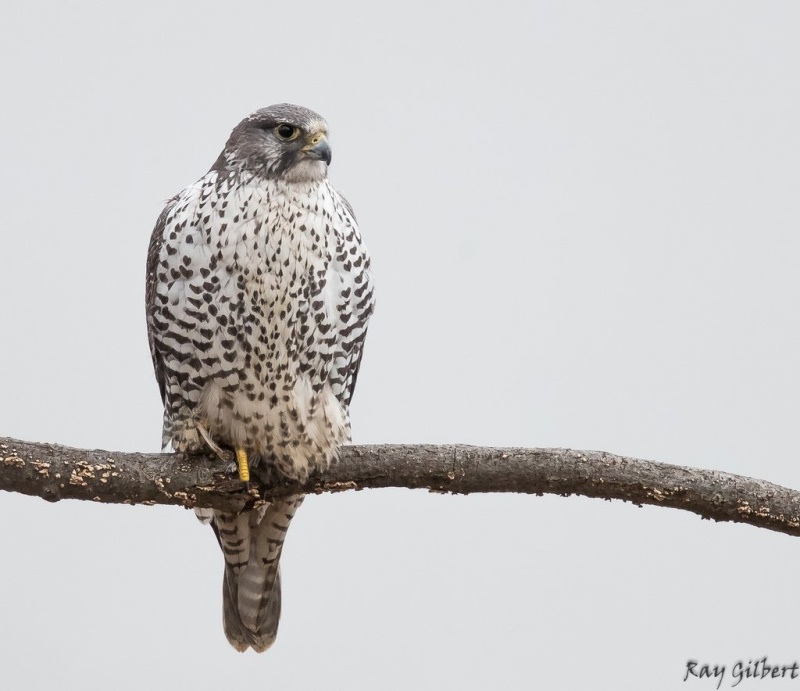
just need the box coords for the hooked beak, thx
[303,133,332,165]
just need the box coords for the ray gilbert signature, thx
[684,658,799,689]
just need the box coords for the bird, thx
[145,103,375,652]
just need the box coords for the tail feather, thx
[212,495,304,653]
[214,511,253,571]
[221,565,251,652]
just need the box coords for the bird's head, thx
[214,103,332,183]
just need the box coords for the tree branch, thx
[2,436,799,537]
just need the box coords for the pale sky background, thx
[2,2,799,689]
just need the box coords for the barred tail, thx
[210,496,304,653]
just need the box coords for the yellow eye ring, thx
[275,124,300,141]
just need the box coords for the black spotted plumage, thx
[145,104,374,652]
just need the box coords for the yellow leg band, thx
[235,448,250,483]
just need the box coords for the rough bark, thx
[1,436,799,537]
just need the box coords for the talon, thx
[197,421,227,459]
[235,448,250,483]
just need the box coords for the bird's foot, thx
[235,448,251,484]
[196,421,233,463]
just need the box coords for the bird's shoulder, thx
[332,186,358,225]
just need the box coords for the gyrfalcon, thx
[145,103,375,651]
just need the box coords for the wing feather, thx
[145,198,178,405]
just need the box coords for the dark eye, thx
[275,124,300,141]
